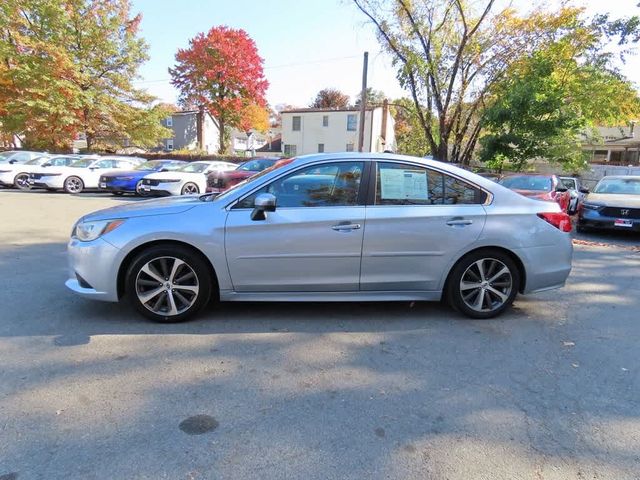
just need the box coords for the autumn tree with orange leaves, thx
[0,0,170,150]
[170,26,269,154]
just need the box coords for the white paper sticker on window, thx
[380,168,428,200]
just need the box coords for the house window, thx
[347,114,357,131]
[284,144,297,156]
[166,116,173,127]
[166,139,174,150]
[292,116,301,131]
[346,143,354,152]
[318,143,325,153]
[322,115,329,127]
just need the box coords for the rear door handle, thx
[331,223,361,231]
[446,219,473,226]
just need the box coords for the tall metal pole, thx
[357,51,368,152]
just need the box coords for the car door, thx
[225,160,367,292]
[360,161,487,291]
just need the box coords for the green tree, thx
[354,88,387,107]
[0,0,169,150]
[480,26,640,171]
[390,98,431,156]
[353,0,640,165]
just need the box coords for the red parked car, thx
[499,174,571,213]
[206,157,282,194]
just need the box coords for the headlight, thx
[73,219,125,241]
[582,203,602,210]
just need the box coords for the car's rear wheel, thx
[181,182,199,195]
[14,173,31,190]
[125,245,212,323]
[446,249,519,319]
[64,176,84,194]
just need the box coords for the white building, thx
[280,106,395,156]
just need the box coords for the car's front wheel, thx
[125,245,213,323]
[135,180,147,196]
[64,176,84,194]
[181,182,199,195]
[446,249,520,319]
[14,173,31,190]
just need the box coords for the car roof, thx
[599,175,640,180]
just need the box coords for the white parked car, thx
[0,150,46,164]
[0,155,78,190]
[29,156,143,193]
[140,161,237,195]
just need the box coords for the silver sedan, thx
[66,153,573,322]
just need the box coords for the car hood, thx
[81,195,202,221]
[144,171,202,180]
[584,193,640,208]
[104,169,151,178]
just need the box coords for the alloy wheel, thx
[182,183,199,195]
[459,258,513,313]
[65,177,83,193]
[14,173,30,190]
[135,256,200,316]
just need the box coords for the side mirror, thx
[555,186,568,192]
[42,163,51,167]
[9,159,17,164]
[251,193,276,221]
[579,187,590,194]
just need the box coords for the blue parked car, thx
[98,159,186,196]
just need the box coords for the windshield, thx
[69,158,93,168]
[593,178,640,195]
[238,159,274,172]
[135,161,160,171]
[213,158,294,202]
[25,156,48,165]
[177,162,209,173]
[499,175,552,192]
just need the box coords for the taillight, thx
[537,212,572,232]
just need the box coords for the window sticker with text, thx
[379,168,429,201]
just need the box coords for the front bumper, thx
[578,209,640,232]
[66,237,122,302]
[99,178,138,193]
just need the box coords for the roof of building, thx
[282,107,374,114]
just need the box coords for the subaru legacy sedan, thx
[66,153,573,322]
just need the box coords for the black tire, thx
[446,249,520,319]
[14,173,31,190]
[181,182,199,195]
[125,245,213,323]
[64,176,84,194]
[111,191,124,196]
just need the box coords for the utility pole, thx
[357,51,368,152]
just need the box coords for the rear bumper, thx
[515,238,573,294]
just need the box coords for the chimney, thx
[197,105,205,150]
[381,98,389,144]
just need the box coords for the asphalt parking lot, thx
[0,189,639,480]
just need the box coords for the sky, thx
[130,0,640,109]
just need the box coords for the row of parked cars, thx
[0,150,286,196]
[491,172,640,233]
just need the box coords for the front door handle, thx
[331,223,361,231]
[446,219,473,226]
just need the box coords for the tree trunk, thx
[217,117,226,154]
[85,130,93,151]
